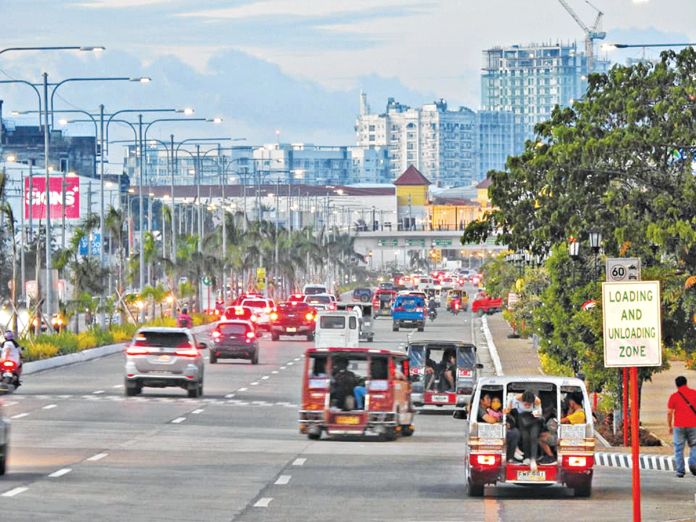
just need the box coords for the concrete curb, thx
[22,324,213,375]
[595,452,686,473]
[481,315,504,376]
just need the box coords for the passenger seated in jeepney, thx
[505,389,544,471]
[435,351,457,392]
[331,357,358,410]
[424,352,438,391]
[477,393,521,463]
[561,392,586,424]
[538,407,559,465]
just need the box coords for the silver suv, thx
[0,401,9,475]
[124,327,206,398]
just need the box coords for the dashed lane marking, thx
[287,362,294,366]
[42,404,57,410]
[292,458,306,466]
[271,371,279,374]
[280,367,287,370]
[1,401,16,407]
[2,487,28,497]
[113,385,124,389]
[191,409,204,414]
[11,413,28,419]
[171,417,187,424]
[225,393,235,398]
[261,376,270,380]
[238,387,248,392]
[254,498,273,508]
[93,390,105,395]
[86,453,108,462]
[250,382,259,386]
[48,468,72,478]
[275,475,291,485]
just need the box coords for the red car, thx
[270,301,317,341]
[471,292,503,315]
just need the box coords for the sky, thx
[0,0,694,171]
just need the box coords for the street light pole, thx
[99,104,106,328]
[43,72,53,322]
[138,114,145,322]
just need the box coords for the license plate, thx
[286,327,297,332]
[430,395,451,403]
[158,355,171,362]
[517,471,546,481]
[150,370,171,374]
[336,416,360,425]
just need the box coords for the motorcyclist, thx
[428,298,438,319]
[1,330,23,387]
[177,307,193,329]
[451,296,462,314]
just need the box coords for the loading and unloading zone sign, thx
[602,281,662,368]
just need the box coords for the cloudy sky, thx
[0,0,693,169]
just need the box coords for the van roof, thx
[305,347,405,357]
[476,375,588,388]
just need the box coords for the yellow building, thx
[393,165,431,230]
[426,178,495,231]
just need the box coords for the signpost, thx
[406,239,425,247]
[256,267,266,290]
[432,239,452,247]
[606,257,641,283]
[602,279,661,522]
[378,239,398,247]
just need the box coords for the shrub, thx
[77,331,98,351]
[24,342,60,361]
[149,317,177,328]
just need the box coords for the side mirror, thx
[476,363,484,369]
[453,409,468,420]
[197,342,208,350]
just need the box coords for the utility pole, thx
[99,104,105,328]
[43,72,53,321]
[138,114,145,323]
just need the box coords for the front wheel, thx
[251,352,259,365]
[307,432,321,440]
[382,427,397,442]
[209,352,218,364]
[0,443,7,475]
[271,332,279,341]
[401,425,414,437]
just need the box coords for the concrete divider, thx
[23,323,214,375]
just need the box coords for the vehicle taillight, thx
[305,313,314,321]
[246,331,256,339]
[415,307,423,313]
[250,315,258,322]
[212,331,221,339]
[1,360,17,370]
[454,302,460,309]
[472,454,500,468]
[329,303,336,311]
[264,306,272,314]
[562,455,593,470]
[270,312,279,321]
[394,307,405,312]
[175,348,199,357]
[126,346,149,356]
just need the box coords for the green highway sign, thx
[406,239,425,247]
[432,239,452,246]
[378,239,398,247]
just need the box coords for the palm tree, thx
[105,206,127,299]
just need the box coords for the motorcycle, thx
[450,300,461,316]
[0,360,20,393]
[428,308,437,322]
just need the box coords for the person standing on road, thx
[668,375,696,478]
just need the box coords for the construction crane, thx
[557,0,606,72]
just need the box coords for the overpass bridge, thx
[353,228,507,271]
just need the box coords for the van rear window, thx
[134,331,190,347]
[320,316,346,329]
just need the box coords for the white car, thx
[303,293,337,311]
[240,298,275,330]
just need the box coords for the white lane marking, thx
[271,370,279,374]
[42,404,57,410]
[2,401,17,407]
[238,387,248,392]
[2,487,28,497]
[113,384,124,389]
[11,413,28,419]
[280,366,287,370]
[261,376,270,380]
[275,475,291,485]
[191,409,204,414]
[294,357,301,361]
[292,458,306,466]
[250,382,259,386]
[225,393,235,398]
[86,453,108,462]
[287,362,294,366]
[93,390,105,395]
[171,417,187,424]
[254,498,273,508]
[49,468,72,478]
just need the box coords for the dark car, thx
[270,301,317,341]
[210,320,259,364]
[352,287,373,303]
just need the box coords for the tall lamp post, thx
[589,227,602,282]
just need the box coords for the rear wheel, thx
[187,383,201,398]
[0,443,7,475]
[125,381,140,396]
[401,425,414,437]
[573,481,592,498]
[306,333,315,342]
[467,480,484,497]
[382,427,398,442]
[307,432,321,440]
[417,324,424,332]
[271,332,280,341]
[251,352,259,365]
[209,352,218,364]
[392,324,399,332]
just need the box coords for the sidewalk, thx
[484,312,688,454]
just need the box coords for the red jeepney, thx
[299,347,415,441]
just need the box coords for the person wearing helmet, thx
[177,307,193,329]
[1,330,23,386]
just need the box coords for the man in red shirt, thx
[667,375,696,478]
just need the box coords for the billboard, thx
[24,176,80,220]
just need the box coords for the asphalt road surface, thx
[2,293,695,521]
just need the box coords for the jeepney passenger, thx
[478,394,520,463]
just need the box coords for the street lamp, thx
[568,237,580,258]
[589,227,602,282]
[0,46,104,55]
[602,43,696,50]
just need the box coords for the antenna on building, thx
[360,91,370,116]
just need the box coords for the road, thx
[1,289,695,522]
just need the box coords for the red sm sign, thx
[24,176,80,220]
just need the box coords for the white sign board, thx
[606,258,641,282]
[602,281,661,367]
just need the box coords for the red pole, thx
[593,391,598,412]
[623,367,629,446]
[630,366,641,522]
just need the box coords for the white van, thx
[314,310,360,349]
[303,284,329,296]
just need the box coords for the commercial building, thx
[481,42,610,142]
[477,110,522,178]
[355,95,477,188]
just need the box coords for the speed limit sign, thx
[606,258,641,282]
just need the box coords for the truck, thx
[392,294,426,332]
[471,292,503,316]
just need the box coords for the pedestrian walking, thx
[667,375,696,478]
